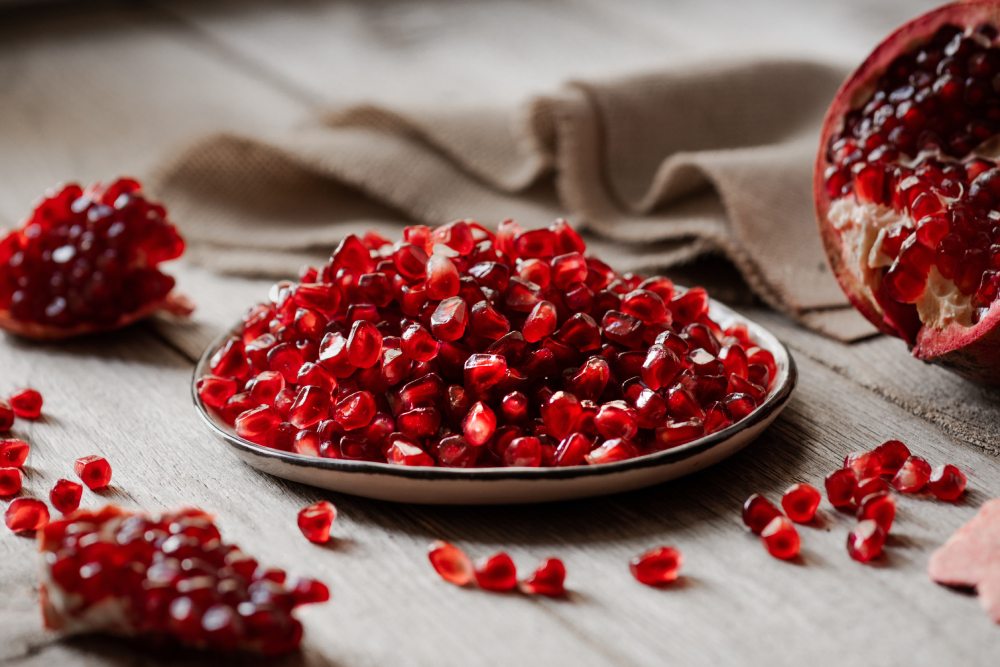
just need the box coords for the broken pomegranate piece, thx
[201,220,777,468]
[38,506,327,655]
[0,179,190,339]
[816,5,1000,382]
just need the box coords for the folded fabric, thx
[152,58,877,341]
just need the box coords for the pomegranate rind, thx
[815,1,1000,382]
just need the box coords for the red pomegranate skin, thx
[815,1,1000,383]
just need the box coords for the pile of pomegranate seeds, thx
[746,438,966,564]
[629,546,683,586]
[297,500,337,543]
[0,180,186,337]
[823,23,1000,321]
[203,220,777,468]
[427,541,565,596]
[38,506,327,656]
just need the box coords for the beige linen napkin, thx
[153,58,877,342]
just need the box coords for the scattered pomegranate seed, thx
[928,464,966,501]
[8,388,42,419]
[5,497,49,532]
[0,439,29,468]
[857,492,897,532]
[74,455,112,490]
[760,516,800,560]
[0,402,13,431]
[854,477,891,504]
[742,494,782,534]
[474,552,518,592]
[428,540,474,586]
[874,439,910,475]
[297,500,337,543]
[781,483,821,523]
[892,455,932,493]
[629,546,683,586]
[844,450,882,480]
[0,467,23,496]
[847,520,886,563]
[825,468,858,508]
[49,479,83,514]
[519,557,567,596]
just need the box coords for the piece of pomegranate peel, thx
[0,179,192,340]
[815,3,1000,382]
[38,506,327,655]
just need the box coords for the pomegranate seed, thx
[0,402,13,430]
[629,546,683,586]
[428,540,474,586]
[267,343,304,384]
[554,433,592,466]
[854,476,890,503]
[74,455,112,490]
[669,287,708,324]
[49,479,82,513]
[474,552,518,591]
[464,353,507,393]
[297,501,337,543]
[847,520,886,563]
[388,437,435,466]
[622,289,666,325]
[522,300,557,343]
[437,434,480,467]
[236,405,281,443]
[0,467,23,496]
[781,483,821,523]
[401,322,440,361]
[8,388,42,419]
[462,401,497,446]
[197,375,237,409]
[431,297,469,342]
[288,386,331,429]
[928,464,966,501]
[397,407,441,439]
[825,468,858,508]
[844,450,883,480]
[520,557,566,596]
[724,393,757,420]
[500,391,529,425]
[584,438,638,465]
[641,344,682,390]
[760,516,800,560]
[347,320,383,369]
[541,391,582,440]
[857,491,896,532]
[5,497,49,532]
[655,419,705,448]
[333,391,376,431]
[742,494,782,534]
[719,345,749,380]
[503,436,542,467]
[892,455,932,492]
[874,439,910,475]
[211,338,250,379]
[0,439,29,468]
[594,401,638,440]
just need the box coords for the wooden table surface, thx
[3,1,998,666]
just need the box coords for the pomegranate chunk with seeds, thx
[74,455,112,490]
[928,464,967,501]
[5,497,48,532]
[428,540,474,586]
[520,558,566,596]
[847,520,886,563]
[0,438,29,468]
[38,506,327,655]
[781,483,821,523]
[742,494,782,534]
[0,179,189,340]
[474,552,518,592]
[760,516,801,560]
[0,467,23,496]
[201,220,772,468]
[49,479,82,513]
[298,500,337,543]
[8,388,42,419]
[892,455,932,493]
[629,546,683,586]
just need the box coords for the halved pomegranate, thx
[38,505,327,655]
[0,179,191,339]
[816,1,1000,382]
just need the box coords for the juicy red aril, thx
[847,520,886,563]
[781,483,821,523]
[742,494,782,534]
[0,438,29,467]
[844,450,882,480]
[5,497,48,532]
[629,546,682,586]
[74,455,112,490]
[469,300,510,340]
[297,501,337,543]
[464,353,507,393]
[388,437,435,466]
[50,479,82,513]
[504,436,541,467]
[854,477,890,504]
[541,391,581,440]
[522,300,557,343]
[347,320,383,369]
[892,455,931,493]
[236,405,281,444]
[267,343,304,384]
[0,179,185,337]
[928,464,966,501]
[874,439,910,475]
[642,345,682,390]
[857,491,896,532]
[333,391,376,431]
[9,388,42,419]
[462,401,497,446]
[584,438,637,465]
[655,419,705,448]
[197,375,237,408]
[0,467,23,496]
[212,338,251,379]
[500,391,529,425]
[825,468,858,508]
[760,516,800,560]
[520,557,566,596]
[554,433,592,466]
[401,323,440,361]
[428,540,474,586]
[0,402,12,431]
[473,552,518,591]
[431,297,468,342]
[669,288,708,324]
[289,386,331,429]
[594,401,638,440]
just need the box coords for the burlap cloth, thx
[152,58,877,342]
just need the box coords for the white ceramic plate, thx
[192,298,796,505]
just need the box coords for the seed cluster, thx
[201,220,777,468]
[823,22,1000,321]
[427,540,566,596]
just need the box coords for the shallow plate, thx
[193,297,796,504]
